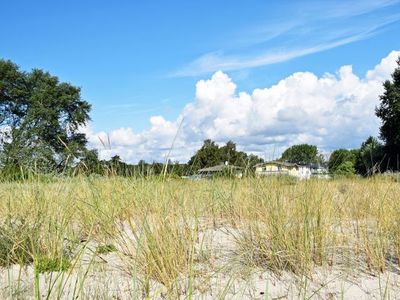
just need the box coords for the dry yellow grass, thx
[0,175,399,298]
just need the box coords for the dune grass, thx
[0,175,399,298]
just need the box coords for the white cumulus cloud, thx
[85,50,400,163]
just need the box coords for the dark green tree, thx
[334,160,356,177]
[328,149,358,175]
[376,56,400,170]
[355,136,384,175]
[136,159,148,176]
[187,139,263,173]
[78,149,103,175]
[187,139,221,171]
[246,154,264,169]
[219,140,248,166]
[281,144,318,164]
[0,59,91,173]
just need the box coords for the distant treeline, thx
[1,56,400,180]
[74,139,264,177]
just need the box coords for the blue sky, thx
[2,0,400,162]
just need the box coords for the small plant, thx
[96,243,117,255]
[34,255,71,274]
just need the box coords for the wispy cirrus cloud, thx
[173,35,369,77]
[172,1,400,77]
[316,0,399,18]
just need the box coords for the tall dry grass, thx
[0,175,399,298]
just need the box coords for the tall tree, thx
[376,56,400,170]
[0,59,91,172]
[281,144,318,164]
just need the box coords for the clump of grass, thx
[34,255,71,274]
[231,177,400,276]
[96,243,117,255]
[0,217,42,267]
[120,216,197,295]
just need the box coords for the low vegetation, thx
[95,244,117,255]
[0,176,400,298]
[34,256,71,274]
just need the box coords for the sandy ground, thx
[2,225,400,299]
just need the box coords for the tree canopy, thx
[0,59,91,173]
[355,136,384,175]
[187,139,263,172]
[328,148,358,175]
[376,56,400,170]
[280,144,318,164]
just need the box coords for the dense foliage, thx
[0,59,91,177]
[376,57,400,170]
[328,149,359,175]
[187,139,263,171]
[280,144,318,164]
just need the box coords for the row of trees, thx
[77,151,188,177]
[327,137,384,176]
[1,56,400,179]
[73,139,384,178]
[186,139,263,171]
[277,138,386,176]
[75,140,264,177]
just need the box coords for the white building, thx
[255,161,328,180]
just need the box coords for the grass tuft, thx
[96,243,117,255]
[34,255,71,274]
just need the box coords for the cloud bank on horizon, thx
[83,50,400,163]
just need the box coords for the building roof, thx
[198,164,242,173]
[254,161,297,168]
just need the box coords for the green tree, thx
[219,140,248,166]
[246,154,264,169]
[187,139,221,171]
[77,149,103,175]
[281,144,318,164]
[376,56,400,170]
[187,139,263,173]
[136,159,148,176]
[328,149,358,173]
[355,136,384,175]
[0,59,91,173]
[334,160,356,177]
